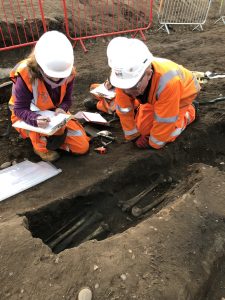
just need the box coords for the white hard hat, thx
[34,31,74,78]
[107,36,128,68]
[109,38,153,89]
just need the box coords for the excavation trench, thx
[24,173,173,254]
[24,111,225,256]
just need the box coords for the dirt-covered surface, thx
[1,2,225,300]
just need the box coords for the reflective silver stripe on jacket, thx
[170,127,183,137]
[36,136,47,149]
[8,104,14,111]
[156,70,179,99]
[171,111,190,137]
[12,83,16,96]
[154,112,178,123]
[32,79,38,105]
[185,111,191,125]
[116,104,132,114]
[124,127,138,136]
[108,99,115,114]
[193,75,201,92]
[170,120,184,137]
[149,135,166,147]
[67,129,83,137]
[40,136,47,142]
[177,66,185,81]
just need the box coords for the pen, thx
[30,118,50,122]
[37,118,50,122]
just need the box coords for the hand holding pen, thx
[37,116,51,128]
[55,108,66,115]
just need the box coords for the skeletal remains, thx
[119,175,164,213]
[131,195,166,217]
[46,211,108,253]
[80,222,110,243]
[43,174,168,252]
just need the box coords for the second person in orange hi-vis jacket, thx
[9,31,89,162]
[107,37,201,149]
[84,79,117,114]
[84,79,140,115]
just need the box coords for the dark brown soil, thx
[0,2,225,300]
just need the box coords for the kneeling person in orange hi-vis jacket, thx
[107,37,201,149]
[84,79,116,114]
[85,79,140,115]
[9,31,89,162]
[84,37,130,115]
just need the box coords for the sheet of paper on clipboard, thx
[74,111,108,125]
[90,83,116,99]
[13,110,73,135]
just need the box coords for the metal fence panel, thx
[158,0,212,34]
[0,0,153,52]
[215,0,225,25]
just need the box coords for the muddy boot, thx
[77,287,92,300]
[34,149,60,162]
[83,97,97,110]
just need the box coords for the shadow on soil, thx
[16,108,225,299]
[24,110,225,253]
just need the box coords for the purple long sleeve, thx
[14,77,39,127]
[13,76,74,126]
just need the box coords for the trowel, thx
[84,124,116,141]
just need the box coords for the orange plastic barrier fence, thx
[62,0,153,51]
[0,0,47,51]
[0,0,153,52]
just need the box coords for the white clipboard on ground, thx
[0,160,62,202]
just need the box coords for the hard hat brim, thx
[41,65,73,79]
[110,67,145,89]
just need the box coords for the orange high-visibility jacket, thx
[9,59,75,123]
[90,83,140,115]
[115,58,201,148]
